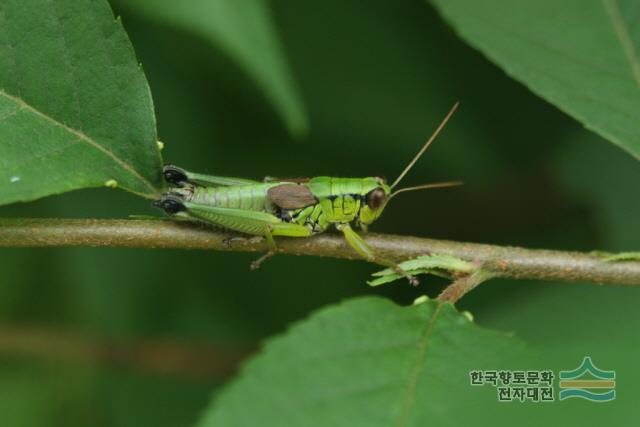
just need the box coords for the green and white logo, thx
[559,356,616,402]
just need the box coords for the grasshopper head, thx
[358,178,392,227]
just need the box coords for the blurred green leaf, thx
[0,0,163,205]
[0,362,96,427]
[122,0,308,137]
[431,0,640,160]
[198,297,524,426]
[552,130,640,250]
[603,252,640,261]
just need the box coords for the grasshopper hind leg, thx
[154,194,187,214]
[221,235,275,270]
[249,229,278,270]
[154,196,312,271]
[222,235,264,247]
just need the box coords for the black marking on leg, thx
[163,165,188,186]
[276,208,294,222]
[154,195,186,215]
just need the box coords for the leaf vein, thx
[48,0,85,134]
[0,89,157,195]
[394,302,444,427]
[603,0,640,92]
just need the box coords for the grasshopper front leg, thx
[336,223,419,286]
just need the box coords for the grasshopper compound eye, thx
[366,188,387,210]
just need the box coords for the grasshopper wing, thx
[264,176,310,183]
[268,184,317,209]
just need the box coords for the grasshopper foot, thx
[223,236,244,247]
[223,236,264,247]
[250,251,275,270]
[390,265,419,286]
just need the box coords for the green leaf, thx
[599,251,640,262]
[198,296,524,427]
[368,254,474,286]
[430,0,640,160]
[122,0,308,137]
[0,0,162,206]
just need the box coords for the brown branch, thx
[437,270,497,303]
[1,218,639,286]
[0,324,249,379]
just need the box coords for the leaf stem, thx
[437,270,497,303]
[1,218,639,286]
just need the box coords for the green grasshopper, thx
[155,103,460,285]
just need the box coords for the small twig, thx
[0,218,639,286]
[437,270,497,303]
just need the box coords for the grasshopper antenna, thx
[389,181,463,201]
[390,102,459,190]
